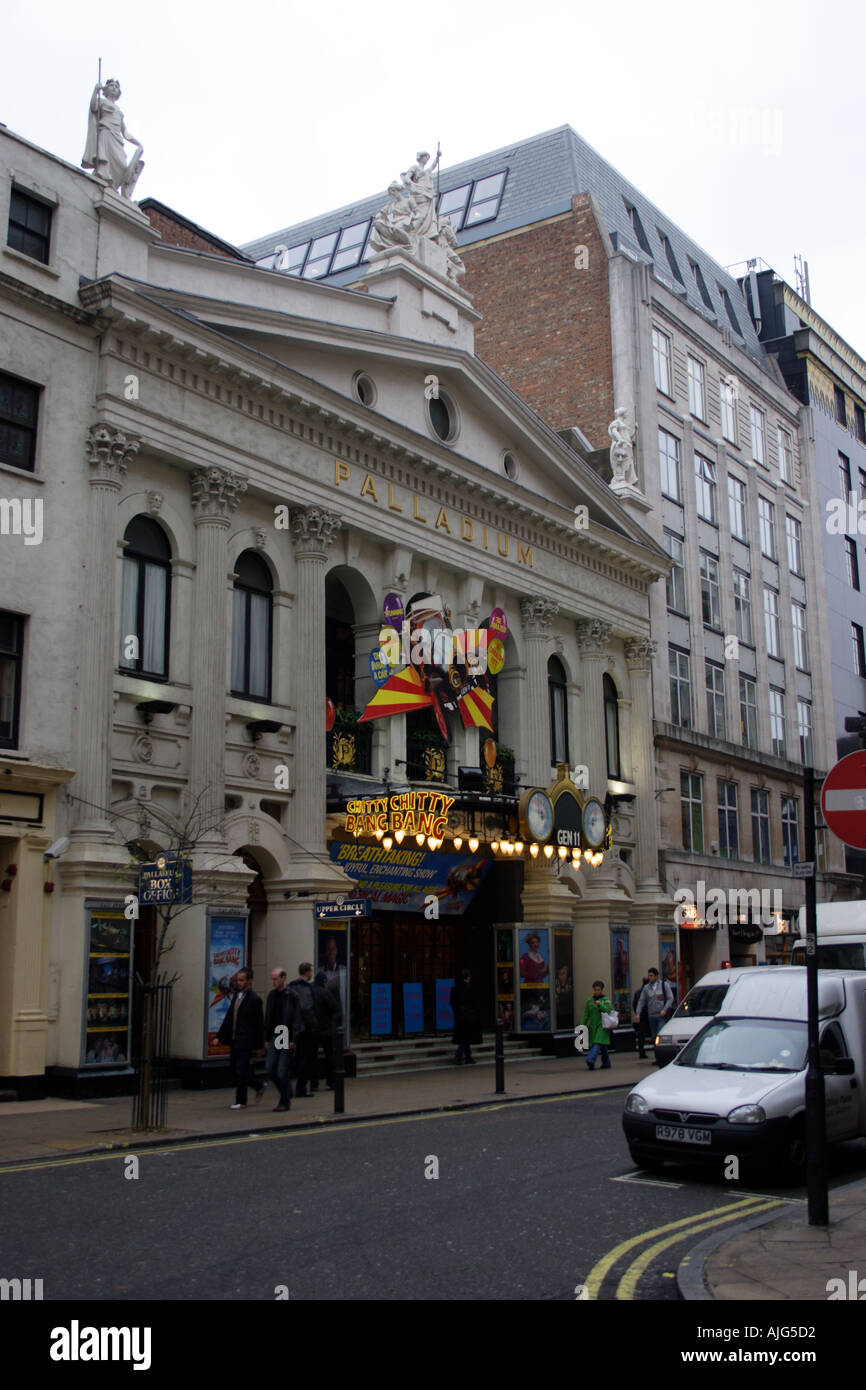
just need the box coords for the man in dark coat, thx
[451,968,482,1065]
[217,967,265,1108]
[312,971,341,1088]
[633,975,650,1059]
[265,967,299,1110]
[289,963,319,1097]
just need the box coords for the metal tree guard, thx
[132,973,174,1130]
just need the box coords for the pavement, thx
[2,1051,863,1303]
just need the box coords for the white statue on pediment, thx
[368,181,415,256]
[369,148,464,286]
[82,79,144,198]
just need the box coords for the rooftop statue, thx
[82,79,144,199]
[369,148,464,286]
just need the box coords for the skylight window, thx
[303,232,339,278]
[330,220,370,273]
[689,258,715,311]
[437,171,506,231]
[658,230,684,284]
[624,200,652,256]
[717,284,743,336]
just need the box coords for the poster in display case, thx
[83,906,132,1066]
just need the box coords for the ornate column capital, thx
[290,505,342,556]
[624,637,658,671]
[575,616,613,656]
[190,466,248,523]
[520,596,559,636]
[85,421,140,484]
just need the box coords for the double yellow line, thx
[584,1194,787,1300]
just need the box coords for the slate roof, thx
[241,124,765,364]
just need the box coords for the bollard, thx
[495,1018,505,1094]
[333,1024,346,1115]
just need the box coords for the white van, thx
[653,967,755,1066]
[791,902,866,970]
[622,968,866,1175]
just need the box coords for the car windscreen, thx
[675,1017,807,1072]
[672,984,728,1020]
[791,944,866,970]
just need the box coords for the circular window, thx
[352,371,377,408]
[502,451,519,481]
[426,389,458,444]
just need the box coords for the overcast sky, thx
[5,0,865,348]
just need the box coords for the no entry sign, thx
[821,750,866,851]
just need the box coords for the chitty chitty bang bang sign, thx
[345,792,455,838]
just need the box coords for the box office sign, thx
[139,855,192,906]
[330,841,489,914]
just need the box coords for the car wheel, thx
[629,1146,665,1172]
[781,1122,807,1182]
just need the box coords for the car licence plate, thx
[655,1124,711,1145]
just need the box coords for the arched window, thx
[548,655,569,766]
[231,551,272,700]
[604,673,621,779]
[119,516,171,678]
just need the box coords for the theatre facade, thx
[0,124,669,1094]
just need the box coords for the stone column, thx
[625,637,661,889]
[575,617,613,795]
[189,466,247,846]
[519,597,559,788]
[289,505,342,857]
[72,423,141,838]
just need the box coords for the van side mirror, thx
[826,1056,855,1076]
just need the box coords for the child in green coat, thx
[582,979,613,1070]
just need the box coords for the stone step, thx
[350,1037,548,1075]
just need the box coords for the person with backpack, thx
[634,967,674,1060]
[582,979,614,1070]
[289,963,319,1097]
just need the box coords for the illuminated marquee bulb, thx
[382,836,393,851]
[416,833,426,847]
[529,843,539,858]
[514,842,524,855]
[543,844,554,859]
[572,846,580,859]
[394,829,405,844]
[375,827,384,841]
[453,837,463,851]
[595,852,604,866]
[558,845,568,859]
[468,837,479,854]
[427,836,440,851]
[490,841,500,853]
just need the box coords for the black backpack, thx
[292,980,317,1032]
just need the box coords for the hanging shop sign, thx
[139,855,192,906]
[369,649,391,686]
[549,775,609,851]
[314,896,369,920]
[358,593,503,743]
[345,791,456,839]
[330,841,490,914]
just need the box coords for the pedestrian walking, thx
[289,963,319,1096]
[265,967,298,1111]
[633,975,650,1059]
[634,967,674,1061]
[582,979,613,1070]
[313,970,341,1088]
[451,968,482,1065]
[217,967,266,1108]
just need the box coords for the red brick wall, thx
[143,207,243,260]
[463,195,614,449]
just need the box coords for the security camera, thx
[44,836,70,862]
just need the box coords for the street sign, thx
[793,861,815,878]
[314,896,369,921]
[139,856,192,906]
[820,750,866,851]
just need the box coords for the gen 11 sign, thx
[821,751,866,852]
